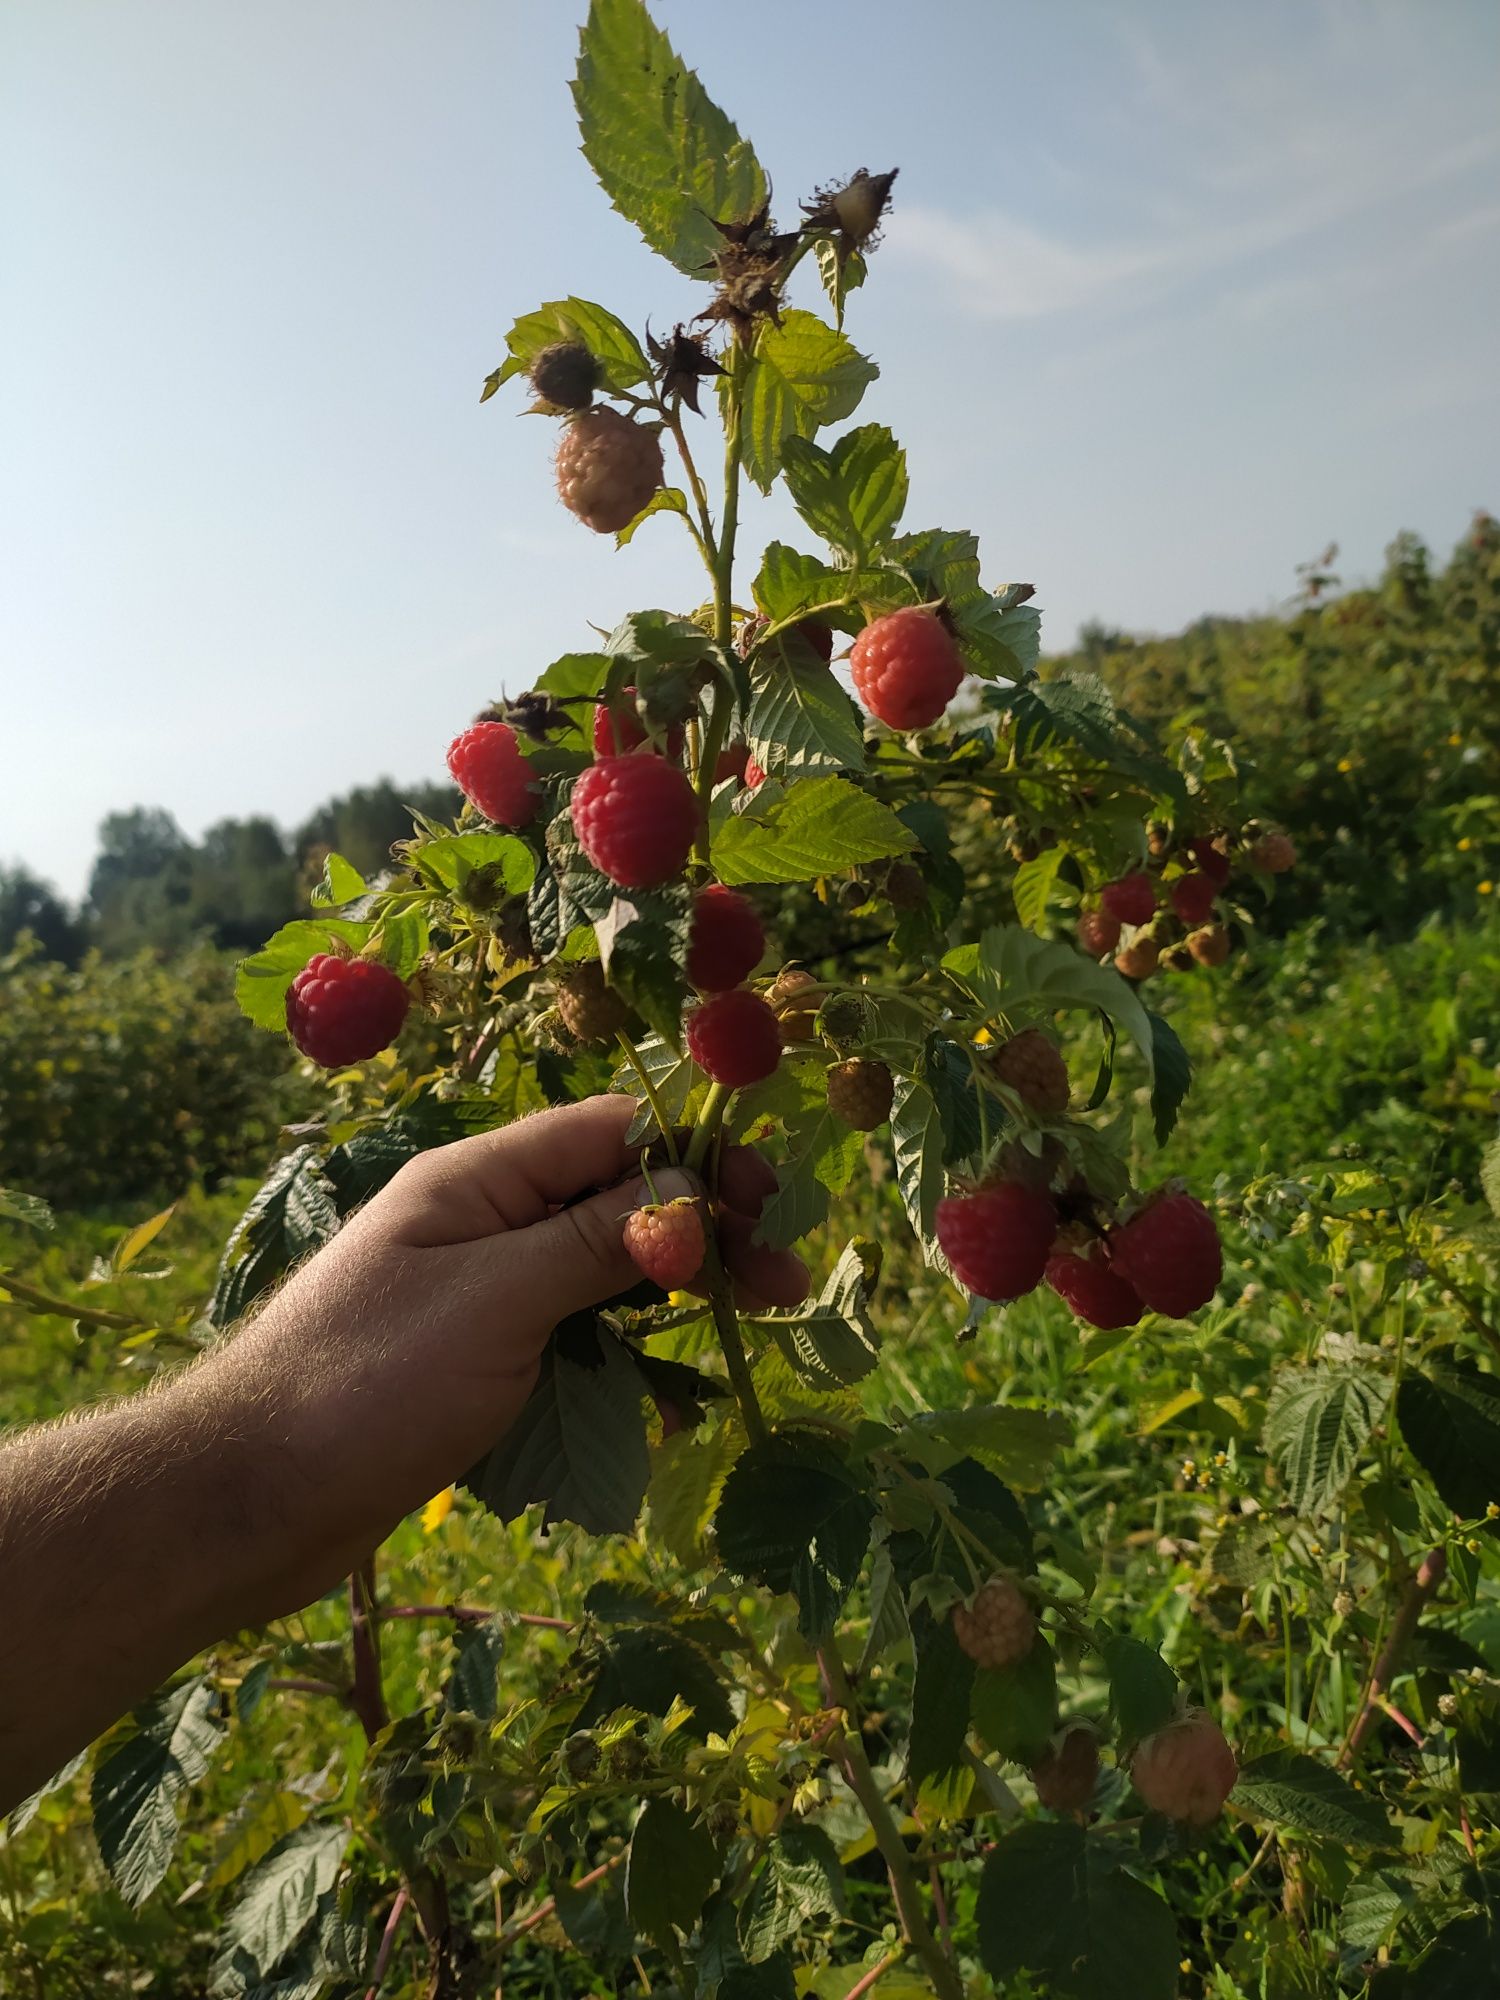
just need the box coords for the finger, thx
[479,1166,699,1324]
[717,1209,810,1309]
[718,1144,779,1219]
[377,1095,640,1244]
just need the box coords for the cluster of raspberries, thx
[1075,826,1295,982]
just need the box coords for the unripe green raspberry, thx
[952,1575,1036,1669]
[530,342,601,410]
[827,1058,894,1130]
[555,962,629,1045]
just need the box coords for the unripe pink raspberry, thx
[1100,873,1155,926]
[1248,830,1296,874]
[554,408,664,534]
[1077,908,1121,957]
[1130,1712,1238,1826]
[951,1576,1037,1668]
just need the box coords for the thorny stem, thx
[362,1887,411,2000]
[817,1646,964,2000]
[620,1034,684,1169]
[845,1950,906,2000]
[347,1561,388,1743]
[498,1853,626,1945]
[377,1604,572,1632]
[661,404,718,579]
[1342,1546,1446,1763]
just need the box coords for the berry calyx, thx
[555,961,629,1045]
[570,755,700,888]
[1188,923,1230,967]
[992,1028,1070,1117]
[1100,872,1156,926]
[1045,1240,1143,1330]
[1108,1190,1222,1318]
[1077,908,1122,957]
[769,967,821,1043]
[1130,1712,1238,1827]
[592,688,686,759]
[447,720,540,829]
[686,885,765,992]
[826,1057,894,1130]
[624,1197,706,1290]
[1170,871,1218,927]
[554,407,664,535]
[935,1182,1058,1300]
[1114,936,1159,981]
[286,955,410,1068]
[529,342,601,411]
[1248,829,1296,874]
[952,1575,1037,1669]
[1031,1725,1101,1814]
[849,607,964,731]
[685,987,783,1088]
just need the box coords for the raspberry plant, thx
[39,6,1498,1997]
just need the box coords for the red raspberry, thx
[1170,871,1218,926]
[798,618,835,661]
[592,688,686,760]
[1130,1712,1238,1827]
[555,961,629,1045]
[1108,1190,1222,1318]
[1248,830,1296,874]
[744,754,768,789]
[685,987,783,1088]
[686,885,765,992]
[992,1028,1070,1117]
[554,407,664,534]
[624,1197,705,1289]
[935,1183,1058,1301]
[1100,872,1156,926]
[447,721,540,829]
[570,755,700,888]
[849,607,964,731]
[1031,1725,1101,1814]
[1045,1242,1143,1330]
[826,1057,894,1130]
[1188,923,1230,968]
[1187,836,1231,887]
[951,1576,1037,1668]
[714,742,751,785]
[1077,908,1121,957]
[1114,936,1159,981]
[286,955,409,1067]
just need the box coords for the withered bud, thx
[802,168,899,249]
[647,324,726,415]
[497,690,570,741]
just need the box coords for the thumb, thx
[501,1166,700,1322]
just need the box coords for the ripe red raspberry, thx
[992,1028,1070,1117]
[592,688,686,760]
[1130,1712,1238,1827]
[744,754,768,789]
[827,1057,894,1130]
[685,987,783,1088]
[935,1183,1058,1300]
[554,407,664,534]
[1031,1725,1101,1814]
[951,1576,1037,1668]
[1188,923,1230,968]
[1100,872,1156,926]
[1077,908,1121,957]
[849,607,964,731]
[714,742,751,785]
[687,885,765,991]
[1114,936,1159,981]
[769,967,821,1043]
[624,1197,705,1289]
[447,721,540,829]
[555,961,629,1045]
[798,618,835,661]
[570,755,700,888]
[286,955,410,1067]
[1248,829,1296,874]
[1045,1241,1143,1330]
[1170,871,1218,927]
[1108,1190,1222,1318]
[1187,836,1231,887]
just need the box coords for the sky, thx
[3,0,1498,902]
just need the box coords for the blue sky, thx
[3,0,1497,900]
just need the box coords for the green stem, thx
[684,1082,726,1175]
[661,406,719,582]
[618,1034,683,1169]
[685,1081,766,1444]
[0,1271,143,1331]
[817,1646,964,2000]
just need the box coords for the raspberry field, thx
[3,3,1500,1995]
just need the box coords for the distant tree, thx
[294,778,461,880]
[0,865,85,966]
[189,816,297,951]
[86,808,197,954]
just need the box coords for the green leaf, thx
[736,311,879,492]
[648,1424,743,1569]
[204,1789,312,1894]
[971,1639,1059,1765]
[0,1186,54,1232]
[1011,848,1064,934]
[859,1543,911,1674]
[377,906,429,981]
[1396,1355,1500,1518]
[1098,1634,1178,1747]
[464,1323,652,1534]
[235,918,371,1032]
[977,1822,1177,1998]
[890,1074,947,1249]
[885,530,1042,681]
[573,0,769,277]
[1481,1134,1500,1222]
[739,1825,844,1963]
[308,852,367,907]
[906,1405,1071,1491]
[751,542,898,626]
[91,1680,226,1906]
[446,1619,505,1720]
[745,656,866,779]
[712,776,916,886]
[780,425,908,561]
[714,1433,875,1638]
[762,1238,882,1388]
[579,1625,733,1738]
[1265,1363,1389,1516]
[603,606,713,672]
[213,1821,349,1986]
[1146,1010,1192,1143]
[486,296,652,397]
[413,831,536,898]
[756,1105,867,1250]
[909,1616,976,1783]
[1231,1749,1394,1846]
[943,924,1155,1075]
[1341,1867,1421,1957]
[616,486,689,547]
[998,671,1183,805]
[626,1797,719,1945]
[920,1033,986,1165]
